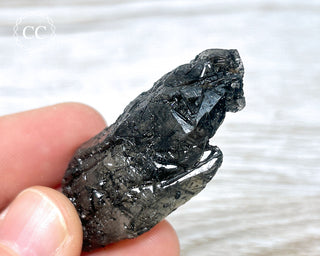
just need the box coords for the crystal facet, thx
[62,49,245,251]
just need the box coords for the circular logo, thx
[13,14,56,50]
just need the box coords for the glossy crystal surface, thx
[62,49,245,251]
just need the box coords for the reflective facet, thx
[62,48,245,251]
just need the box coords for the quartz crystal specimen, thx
[62,49,245,251]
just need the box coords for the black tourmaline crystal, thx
[62,49,245,251]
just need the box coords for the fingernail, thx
[0,188,69,256]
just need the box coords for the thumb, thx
[0,186,82,256]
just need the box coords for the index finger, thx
[0,103,106,210]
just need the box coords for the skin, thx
[0,103,180,256]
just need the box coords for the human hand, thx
[0,103,180,256]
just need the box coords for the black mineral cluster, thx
[62,49,245,251]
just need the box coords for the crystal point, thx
[62,48,245,251]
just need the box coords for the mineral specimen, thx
[62,49,245,251]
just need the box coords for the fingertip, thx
[0,186,83,256]
[50,102,107,128]
[146,220,180,256]
[0,102,107,210]
[33,186,84,256]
